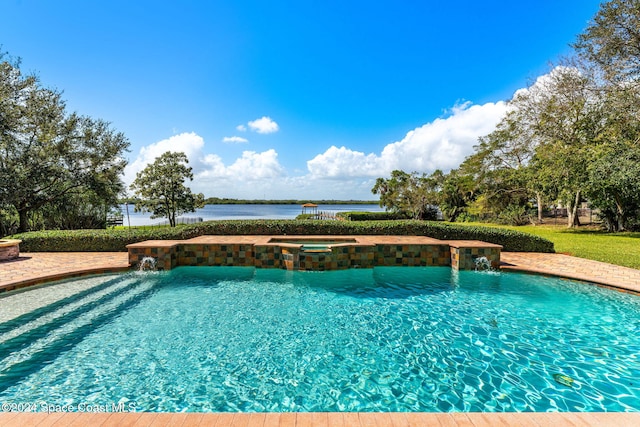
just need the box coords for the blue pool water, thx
[1,267,639,412]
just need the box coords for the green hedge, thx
[11,220,554,253]
[336,211,411,221]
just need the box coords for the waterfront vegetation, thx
[13,217,639,269]
[129,152,205,227]
[0,52,129,236]
[10,219,554,253]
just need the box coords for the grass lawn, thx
[460,222,640,270]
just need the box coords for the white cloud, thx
[381,101,507,172]
[307,146,383,178]
[124,132,286,198]
[192,149,286,198]
[198,149,284,180]
[306,101,508,180]
[123,132,205,187]
[222,136,249,144]
[271,176,382,200]
[236,124,247,132]
[247,116,279,134]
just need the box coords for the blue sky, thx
[2,0,602,200]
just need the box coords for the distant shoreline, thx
[120,198,380,206]
[118,203,384,226]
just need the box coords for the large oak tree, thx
[0,55,129,233]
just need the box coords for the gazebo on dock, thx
[301,203,318,216]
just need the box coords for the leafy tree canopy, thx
[0,52,129,233]
[574,0,640,83]
[587,141,640,231]
[130,151,205,227]
[371,170,439,220]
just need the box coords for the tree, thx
[371,170,439,220]
[587,140,640,231]
[0,55,129,233]
[507,66,606,227]
[465,65,605,228]
[573,0,640,230]
[462,111,539,223]
[433,169,476,222]
[130,151,205,227]
[574,0,640,84]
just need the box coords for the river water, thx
[118,204,384,226]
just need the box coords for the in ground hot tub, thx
[0,239,21,261]
[266,237,363,270]
[267,237,357,251]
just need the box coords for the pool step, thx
[0,276,138,344]
[0,275,137,335]
[0,278,156,392]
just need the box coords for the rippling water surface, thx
[1,267,639,412]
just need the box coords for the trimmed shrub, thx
[11,220,554,253]
[295,214,316,220]
[336,211,411,221]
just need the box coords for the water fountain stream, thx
[474,256,492,271]
[138,257,157,271]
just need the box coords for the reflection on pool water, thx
[1,267,639,412]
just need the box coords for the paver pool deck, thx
[1,247,640,426]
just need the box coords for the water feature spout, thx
[138,256,157,271]
[474,256,492,271]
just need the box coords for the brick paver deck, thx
[0,252,130,293]
[1,250,639,426]
[1,411,639,426]
[501,252,640,295]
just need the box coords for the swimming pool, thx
[1,267,639,412]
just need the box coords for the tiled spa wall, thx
[128,242,499,271]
